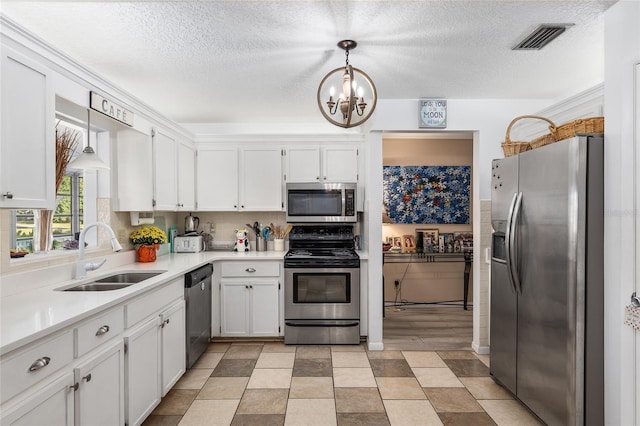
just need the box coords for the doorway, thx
[381,132,474,351]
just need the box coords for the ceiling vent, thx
[513,24,573,50]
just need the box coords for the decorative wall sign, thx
[90,91,134,127]
[419,99,447,128]
[383,165,470,224]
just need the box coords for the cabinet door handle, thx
[69,382,79,392]
[2,192,13,199]
[95,325,110,336]
[161,318,170,328]
[82,373,92,382]
[245,268,256,273]
[249,285,253,289]
[28,356,51,372]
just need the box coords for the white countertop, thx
[0,250,284,356]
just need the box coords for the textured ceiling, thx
[0,1,616,125]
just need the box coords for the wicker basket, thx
[549,117,604,141]
[502,115,557,157]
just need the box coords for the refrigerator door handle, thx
[509,192,523,294]
[505,192,518,294]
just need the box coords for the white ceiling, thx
[0,1,616,126]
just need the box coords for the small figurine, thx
[233,228,250,252]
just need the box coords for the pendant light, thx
[67,109,110,170]
[317,40,377,128]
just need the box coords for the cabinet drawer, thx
[126,279,183,328]
[221,261,280,278]
[75,306,125,357]
[0,329,74,404]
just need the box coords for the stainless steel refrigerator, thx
[490,135,604,426]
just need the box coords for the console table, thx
[383,251,473,310]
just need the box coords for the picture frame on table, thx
[392,236,403,251]
[416,228,439,253]
[401,234,416,253]
[441,233,455,253]
[454,231,473,252]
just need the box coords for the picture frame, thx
[392,236,402,250]
[416,228,439,253]
[441,233,455,253]
[454,231,473,252]
[401,234,416,253]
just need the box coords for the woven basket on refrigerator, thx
[549,117,604,141]
[502,115,557,157]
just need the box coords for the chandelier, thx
[317,40,377,128]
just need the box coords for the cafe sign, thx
[90,91,134,127]
[419,99,447,129]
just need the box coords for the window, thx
[12,172,84,252]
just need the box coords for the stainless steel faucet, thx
[74,222,123,279]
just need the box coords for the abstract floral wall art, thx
[383,165,471,224]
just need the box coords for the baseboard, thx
[472,341,490,355]
[367,340,384,351]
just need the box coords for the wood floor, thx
[383,303,473,351]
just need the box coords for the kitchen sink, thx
[94,271,165,284]
[59,270,166,292]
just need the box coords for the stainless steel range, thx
[284,225,360,345]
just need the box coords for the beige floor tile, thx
[332,351,370,368]
[285,399,337,426]
[296,346,331,359]
[331,344,365,352]
[197,377,249,399]
[262,342,297,353]
[237,389,289,415]
[376,377,426,400]
[224,344,263,359]
[333,368,377,387]
[289,377,334,399]
[476,354,490,368]
[459,377,513,400]
[383,400,443,425]
[192,352,224,369]
[412,368,464,388]
[151,389,199,416]
[423,387,483,413]
[173,368,214,389]
[334,388,385,413]
[367,350,405,359]
[178,399,239,426]
[256,352,296,369]
[247,368,292,389]
[207,342,230,353]
[437,351,479,360]
[478,400,544,426]
[402,351,447,368]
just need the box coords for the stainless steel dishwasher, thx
[184,263,213,369]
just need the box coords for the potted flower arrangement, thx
[129,226,167,263]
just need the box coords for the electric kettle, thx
[184,213,200,233]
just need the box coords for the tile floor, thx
[143,342,543,426]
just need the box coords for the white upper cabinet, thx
[112,129,153,211]
[239,146,283,211]
[177,141,196,211]
[152,129,195,212]
[196,145,283,211]
[284,145,358,183]
[0,45,55,209]
[196,147,238,210]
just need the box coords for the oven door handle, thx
[285,321,360,327]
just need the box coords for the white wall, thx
[603,1,640,425]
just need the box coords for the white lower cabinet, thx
[220,261,281,337]
[73,339,125,426]
[125,317,161,426]
[124,288,186,425]
[160,300,186,395]
[0,372,75,426]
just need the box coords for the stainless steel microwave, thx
[285,182,357,223]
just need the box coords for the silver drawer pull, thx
[28,356,51,372]
[245,268,256,273]
[95,325,110,336]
